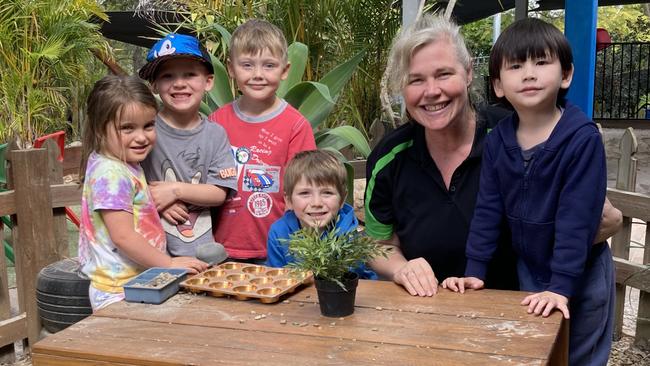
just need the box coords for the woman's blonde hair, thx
[283,150,347,201]
[385,14,472,98]
[80,75,157,180]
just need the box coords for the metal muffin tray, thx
[180,262,313,303]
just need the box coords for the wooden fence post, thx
[638,222,650,347]
[43,140,69,258]
[11,147,59,348]
[611,127,638,340]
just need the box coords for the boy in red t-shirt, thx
[209,19,316,262]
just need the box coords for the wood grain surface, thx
[33,280,567,365]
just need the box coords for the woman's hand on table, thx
[521,291,570,319]
[393,257,439,297]
[441,276,484,293]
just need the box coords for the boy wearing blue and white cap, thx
[139,33,238,259]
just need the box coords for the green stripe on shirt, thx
[364,140,413,240]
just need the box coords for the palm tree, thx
[0,0,112,145]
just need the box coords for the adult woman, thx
[364,14,621,297]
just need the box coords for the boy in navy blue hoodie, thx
[266,150,376,279]
[442,18,614,365]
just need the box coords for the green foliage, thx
[461,17,494,58]
[0,0,112,145]
[160,0,403,138]
[597,5,650,42]
[286,225,387,288]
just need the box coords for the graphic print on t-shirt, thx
[159,152,211,243]
[247,191,273,218]
[242,165,280,192]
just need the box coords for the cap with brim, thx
[138,33,214,82]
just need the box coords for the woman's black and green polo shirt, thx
[364,105,518,289]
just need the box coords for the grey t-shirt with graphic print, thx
[142,115,237,257]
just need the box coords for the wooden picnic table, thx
[32,280,567,365]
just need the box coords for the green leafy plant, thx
[0,0,111,145]
[286,225,388,289]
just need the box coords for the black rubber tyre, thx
[36,258,90,297]
[36,290,91,307]
[37,257,92,333]
[40,316,82,334]
[36,299,92,315]
[38,306,91,323]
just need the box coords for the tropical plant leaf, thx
[318,49,365,100]
[202,22,232,46]
[284,81,335,128]
[205,53,233,108]
[277,41,308,97]
[199,101,212,116]
[316,125,371,158]
[315,131,350,152]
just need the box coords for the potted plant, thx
[286,226,388,317]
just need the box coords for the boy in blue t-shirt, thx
[266,150,376,279]
[442,18,614,365]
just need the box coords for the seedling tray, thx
[181,262,312,303]
[124,268,187,304]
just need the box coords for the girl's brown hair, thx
[79,75,157,181]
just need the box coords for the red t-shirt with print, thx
[209,100,316,259]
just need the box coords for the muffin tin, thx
[180,262,312,303]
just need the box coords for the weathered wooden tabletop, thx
[32,280,567,365]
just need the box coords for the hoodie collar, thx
[497,101,594,151]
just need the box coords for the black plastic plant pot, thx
[314,272,359,317]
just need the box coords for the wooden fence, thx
[0,128,647,360]
[606,128,650,345]
[0,141,81,361]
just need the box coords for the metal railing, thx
[594,42,650,120]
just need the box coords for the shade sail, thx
[99,1,650,48]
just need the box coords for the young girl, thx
[78,75,207,311]
[442,19,614,365]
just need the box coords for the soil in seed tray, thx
[131,272,178,289]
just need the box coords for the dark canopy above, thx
[99,1,650,48]
[445,0,650,25]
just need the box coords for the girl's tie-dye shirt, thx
[78,152,166,293]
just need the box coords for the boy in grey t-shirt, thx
[139,33,237,257]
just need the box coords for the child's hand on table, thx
[441,276,484,293]
[521,291,570,319]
